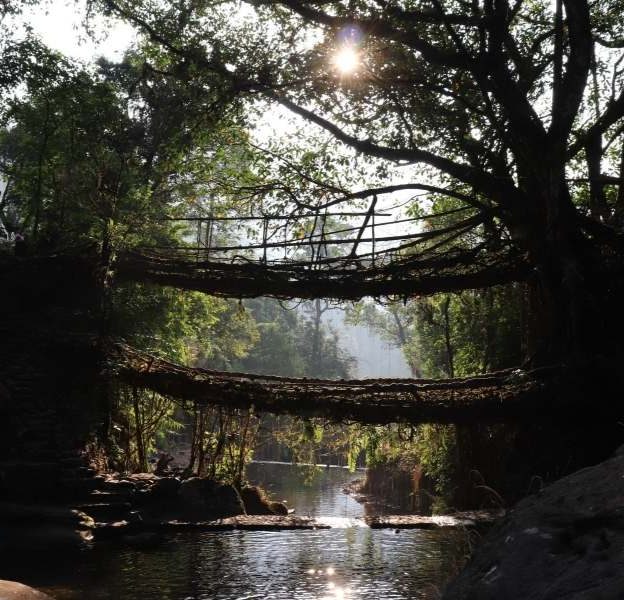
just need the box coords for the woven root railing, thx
[113,245,530,300]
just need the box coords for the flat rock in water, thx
[163,515,329,530]
[366,511,504,529]
[220,515,326,530]
[443,446,624,599]
[95,512,504,534]
[0,580,54,599]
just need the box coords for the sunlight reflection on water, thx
[26,527,466,599]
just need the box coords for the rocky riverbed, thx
[5,448,624,599]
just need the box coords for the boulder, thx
[240,486,289,516]
[0,503,94,554]
[0,580,54,599]
[178,478,244,520]
[0,503,94,529]
[268,501,289,516]
[137,477,182,517]
[443,446,624,600]
[101,478,137,494]
[149,477,181,500]
[240,486,273,515]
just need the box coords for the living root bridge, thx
[111,344,622,425]
[114,247,529,300]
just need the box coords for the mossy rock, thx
[240,486,289,515]
[268,501,289,516]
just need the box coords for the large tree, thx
[90,0,624,364]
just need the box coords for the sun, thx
[333,46,359,74]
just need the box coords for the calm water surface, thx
[4,463,467,599]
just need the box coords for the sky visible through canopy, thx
[20,0,134,61]
[8,0,420,378]
[18,0,421,240]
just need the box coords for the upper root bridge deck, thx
[114,247,529,300]
[112,343,620,425]
[113,207,529,300]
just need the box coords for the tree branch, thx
[273,93,513,205]
[253,0,475,68]
[550,0,592,143]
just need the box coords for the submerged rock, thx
[0,580,54,599]
[366,511,503,530]
[443,446,624,599]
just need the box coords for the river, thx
[2,463,467,599]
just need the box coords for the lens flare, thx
[338,25,363,45]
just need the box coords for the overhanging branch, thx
[274,94,512,204]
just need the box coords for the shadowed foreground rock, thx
[443,446,624,599]
[0,504,94,554]
[0,580,53,599]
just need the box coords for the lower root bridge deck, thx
[111,343,621,425]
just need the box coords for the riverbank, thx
[6,447,624,599]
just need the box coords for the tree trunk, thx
[132,386,148,472]
[188,406,199,473]
[518,164,598,365]
[482,288,495,372]
[614,137,624,225]
[442,295,455,377]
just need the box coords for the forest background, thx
[3,0,622,510]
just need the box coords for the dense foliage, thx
[0,34,356,477]
[4,0,624,497]
[345,194,525,507]
[88,0,624,367]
